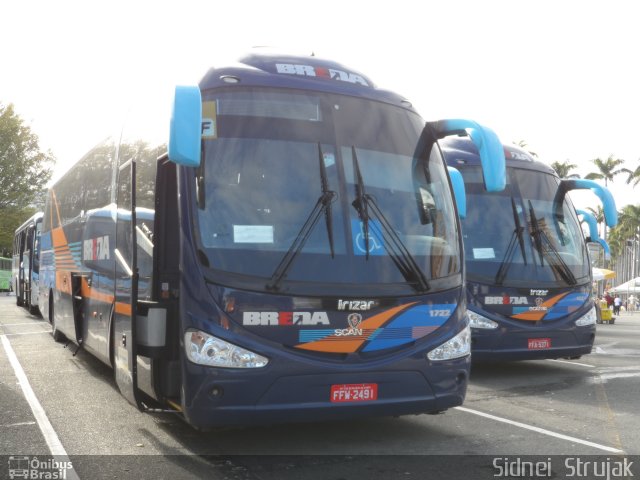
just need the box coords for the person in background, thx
[613,295,622,315]
[605,292,613,309]
[628,294,636,312]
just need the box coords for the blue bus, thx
[38,52,506,428]
[443,138,616,361]
[12,212,44,314]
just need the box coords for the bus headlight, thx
[184,329,269,368]
[427,326,471,361]
[575,306,597,326]
[467,310,499,329]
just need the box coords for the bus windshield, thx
[195,88,460,295]
[460,165,590,286]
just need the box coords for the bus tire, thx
[28,293,38,315]
[50,295,65,342]
[16,281,23,306]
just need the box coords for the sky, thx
[2,0,639,211]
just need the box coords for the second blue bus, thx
[443,138,616,361]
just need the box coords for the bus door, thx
[114,158,143,408]
[15,230,26,306]
[30,220,42,312]
[113,156,166,409]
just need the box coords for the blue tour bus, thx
[38,52,506,429]
[443,138,617,361]
[12,211,44,314]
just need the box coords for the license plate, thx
[528,338,551,350]
[330,383,378,403]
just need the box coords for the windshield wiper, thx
[351,146,371,259]
[495,197,528,286]
[350,146,430,292]
[266,144,336,291]
[528,200,577,286]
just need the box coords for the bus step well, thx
[71,273,90,355]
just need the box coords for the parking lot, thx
[1,293,639,479]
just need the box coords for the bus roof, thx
[442,136,556,176]
[198,52,417,112]
[14,211,44,235]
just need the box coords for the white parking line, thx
[454,406,624,454]
[547,358,595,368]
[0,322,46,327]
[1,421,37,427]
[1,334,79,479]
[3,331,52,336]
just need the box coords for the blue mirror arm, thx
[576,209,599,241]
[428,119,506,193]
[577,209,611,261]
[560,179,618,227]
[597,238,611,261]
[169,85,202,167]
[447,166,466,218]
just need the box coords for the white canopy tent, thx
[609,277,640,294]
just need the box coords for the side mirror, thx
[168,86,202,167]
[576,209,599,240]
[447,166,466,218]
[558,179,618,227]
[429,119,506,192]
[577,209,611,260]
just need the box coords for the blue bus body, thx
[443,138,616,361]
[12,212,43,314]
[39,52,505,429]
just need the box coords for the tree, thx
[584,155,625,187]
[608,204,640,278]
[622,158,640,187]
[584,155,625,243]
[0,103,55,253]
[550,160,580,179]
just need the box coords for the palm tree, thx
[584,155,625,243]
[550,160,580,179]
[609,204,640,279]
[584,155,626,187]
[622,158,640,187]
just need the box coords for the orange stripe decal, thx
[511,292,569,321]
[295,302,417,353]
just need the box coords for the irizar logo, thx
[485,296,529,305]
[275,63,369,86]
[337,299,374,311]
[243,311,330,326]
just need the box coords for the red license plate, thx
[528,338,551,350]
[330,383,378,403]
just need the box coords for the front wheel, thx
[16,281,23,306]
